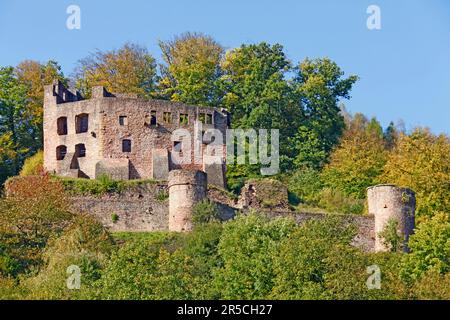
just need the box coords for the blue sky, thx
[1,0,449,134]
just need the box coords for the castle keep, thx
[43,81,229,187]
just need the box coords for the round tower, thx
[168,170,207,232]
[367,184,415,252]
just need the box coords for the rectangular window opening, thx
[179,113,189,125]
[119,116,128,126]
[122,139,132,153]
[163,112,172,124]
[150,111,157,125]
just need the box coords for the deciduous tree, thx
[158,32,223,106]
[381,128,450,219]
[74,43,158,98]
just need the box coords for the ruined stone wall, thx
[43,81,229,185]
[66,180,376,252]
[70,183,169,232]
[44,83,103,179]
[97,97,227,180]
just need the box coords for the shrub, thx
[192,200,220,225]
[97,174,121,194]
[56,176,159,196]
[112,231,170,244]
[111,213,119,223]
[22,214,114,300]
[271,216,357,299]
[94,232,182,299]
[401,212,450,283]
[287,167,323,205]
[0,249,20,277]
[0,175,73,274]
[0,276,25,299]
[155,189,169,202]
[56,175,122,196]
[378,218,404,252]
[213,212,296,299]
[411,269,450,300]
[322,248,410,300]
[19,150,44,177]
[317,188,365,214]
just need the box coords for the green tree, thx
[21,214,113,299]
[401,212,450,283]
[192,199,220,225]
[0,133,18,185]
[320,248,409,300]
[94,234,174,299]
[383,121,398,149]
[290,58,359,169]
[0,67,29,182]
[220,42,298,180]
[96,226,222,300]
[74,43,158,98]
[287,166,324,206]
[158,32,224,106]
[271,216,356,299]
[220,43,295,130]
[213,213,296,299]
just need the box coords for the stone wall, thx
[43,81,229,187]
[70,183,169,232]
[67,180,376,251]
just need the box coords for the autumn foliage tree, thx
[381,128,450,219]
[15,60,67,151]
[321,113,388,199]
[74,43,158,98]
[158,32,224,106]
[0,175,73,274]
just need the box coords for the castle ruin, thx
[42,81,416,252]
[43,80,229,187]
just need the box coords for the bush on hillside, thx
[19,150,44,177]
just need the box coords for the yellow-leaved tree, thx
[321,113,388,199]
[158,32,224,106]
[74,43,158,98]
[381,128,450,220]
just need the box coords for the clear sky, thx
[0,0,449,134]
